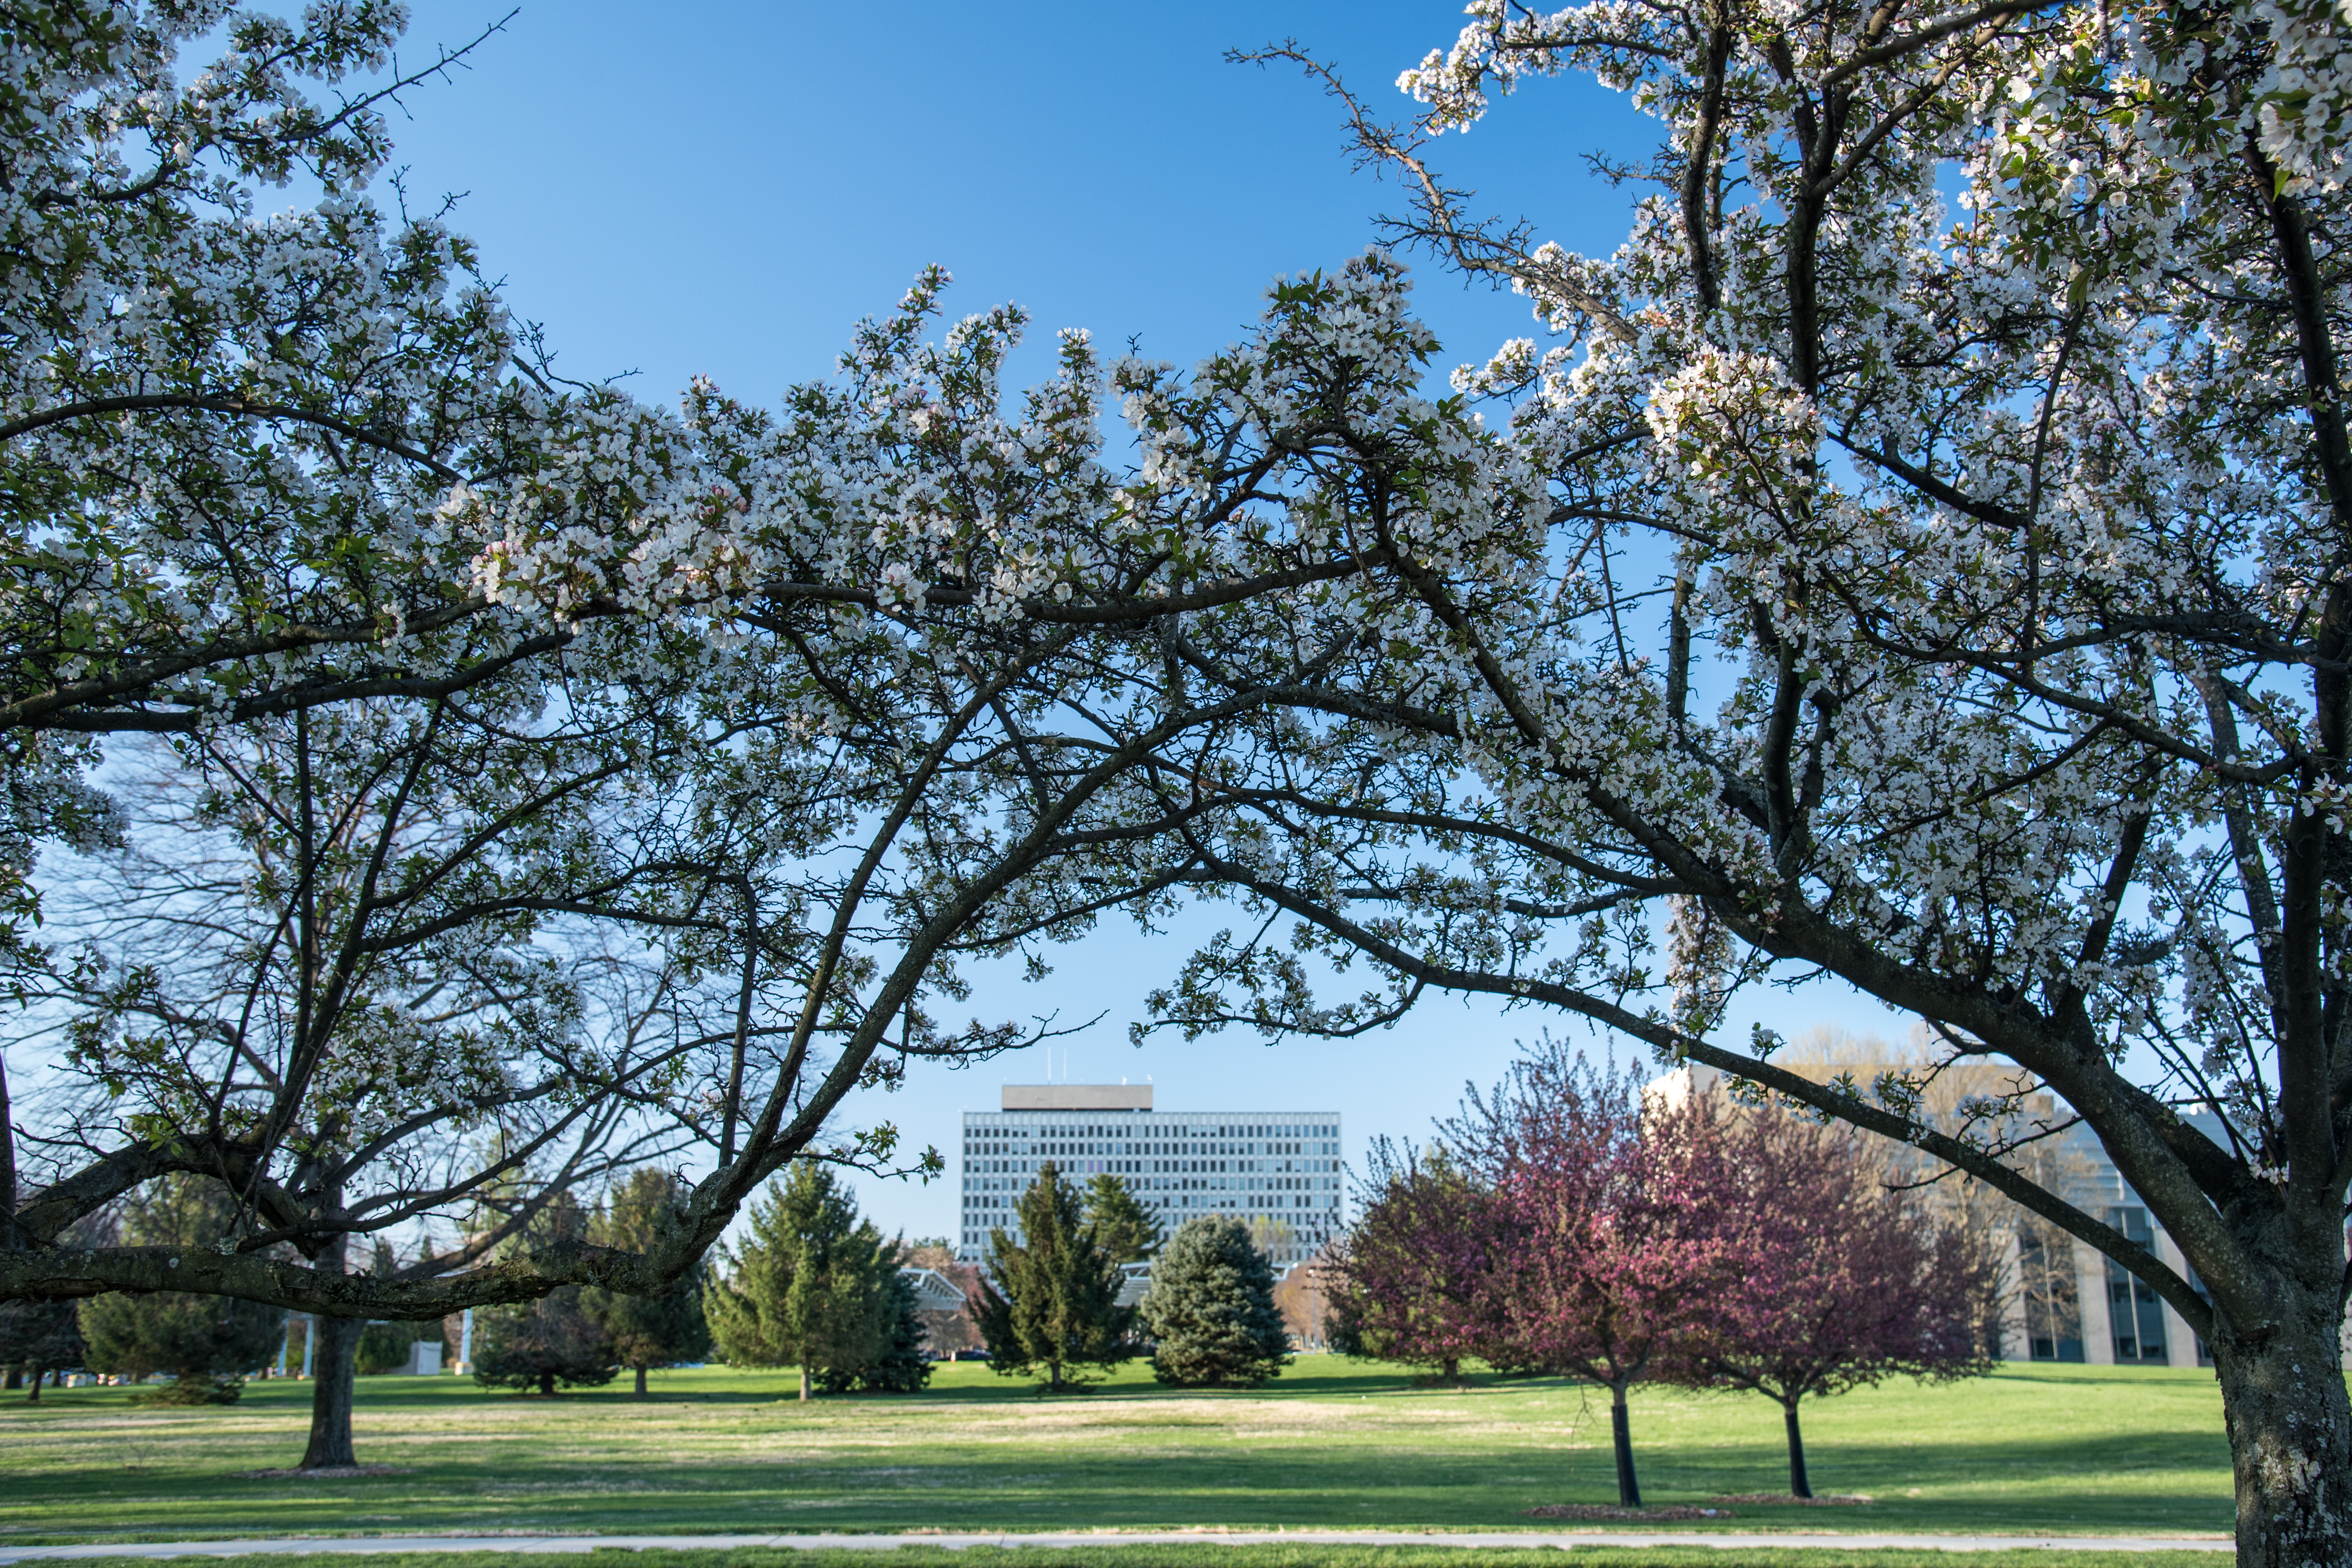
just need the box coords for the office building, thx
[958,1084,1342,1269]
[1654,1060,2251,1368]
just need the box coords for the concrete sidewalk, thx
[0,1532,2235,1559]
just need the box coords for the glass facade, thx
[2104,1205,2170,1364]
[959,1106,1342,1268]
[2017,1218,2085,1362]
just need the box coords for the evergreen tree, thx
[706,1162,892,1399]
[1139,1216,1291,1388]
[468,1194,614,1396]
[468,1291,617,1396]
[0,1300,83,1403]
[583,1171,712,1397]
[1082,1173,1163,1263]
[817,1260,932,1394]
[975,1162,1130,1392]
[76,1176,284,1404]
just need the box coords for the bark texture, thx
[299,1316,359,1470]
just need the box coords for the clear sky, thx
[363,2,1913,1241]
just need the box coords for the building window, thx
[2017,1218,2084,1362]
[2104,1206,2169,1363]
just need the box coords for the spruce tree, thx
[77,1176,284,1404]
[706,1161,891,1399]
[1139,1216,1291,1388]
[0,1300,83,1402]
[468,1194,615,1396]
[468,1290,616,1396]
[817,1262,932,1394]
[1082,1173,1163,1263]
[583,1171,712,1396]
[975,1162,1129,1391]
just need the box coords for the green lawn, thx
[26,1552,2235,1568]
[0,1361,2232,1545]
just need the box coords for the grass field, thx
[0,1361,2234,1546]
[7,1552,2238,1568]
[0,1553,2242,1568]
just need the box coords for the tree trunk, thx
[799,1363,811,1401]
[24,1362,43,1403]
[1782,1395,1811,1499]
[538,1370,555,1397]
[634,1363,647,1398]
[1441,1356,1459,1382]
[1608,1378,1642,1508]
[2213,1304,2352,1568]
[299,1316,360,1469]
[2,1366,17,1390]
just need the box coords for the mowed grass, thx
[18,1553,2235,1568]
[0,1361,2232,1544]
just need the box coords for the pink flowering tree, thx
[1327,1143,1512,1382]
[1448,1045,1734,1509]
[1670,1110,1997,1498]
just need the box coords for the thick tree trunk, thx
[537,1370,555,1397]
[2,1366,17,1390]
[2213,1305,2352,1568]
[1782,1396,1811,1499]
[1441,1356,1459,1381]
[1608,1378,1642,1508]
[634,1363,648,1398]
[24,1362,43,1403]
[299,1316,359,1469]
[799,1363,811,1401]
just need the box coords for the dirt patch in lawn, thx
[1524,1504,1735,1521]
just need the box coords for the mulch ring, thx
[1523,1505,1736,1521]
[1712,1493,1874,1506]
[231,1465,413,1480]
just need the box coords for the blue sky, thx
[365,2,1913,1240]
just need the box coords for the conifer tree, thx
[468,1196,615,1396]
[468,1291,616,1396]
[584,1171,713,1397]
[1082,1174,1163,1263]
[975,1162,1129,1391]
[706,1162,891,1399]
[817,1263,932,1394]
[76,1176,283,1404]
[1138,1216,1291,1388]
[0,1300,83,1403]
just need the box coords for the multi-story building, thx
[1654,1059,2249,1368]
[958,1084,1342,1269]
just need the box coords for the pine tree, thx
[76,1176,284,1405]
[583,1171,712,1396]
[706,1162,892,1399]
[1082,1173,1163,1263]
[468,1194,615,1396]
[0,1300,83,1402]
[1139,1216,1291,1388]
[975,1162,1130,1392]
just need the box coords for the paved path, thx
[0,1533,2235,1560]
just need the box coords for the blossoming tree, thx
[1449,1048,1733,1508]
[1123,0,2352,1557]
[0,5,1538,1437]
[1328,1143,1509,1382]
[1675,1106,1996,1498]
